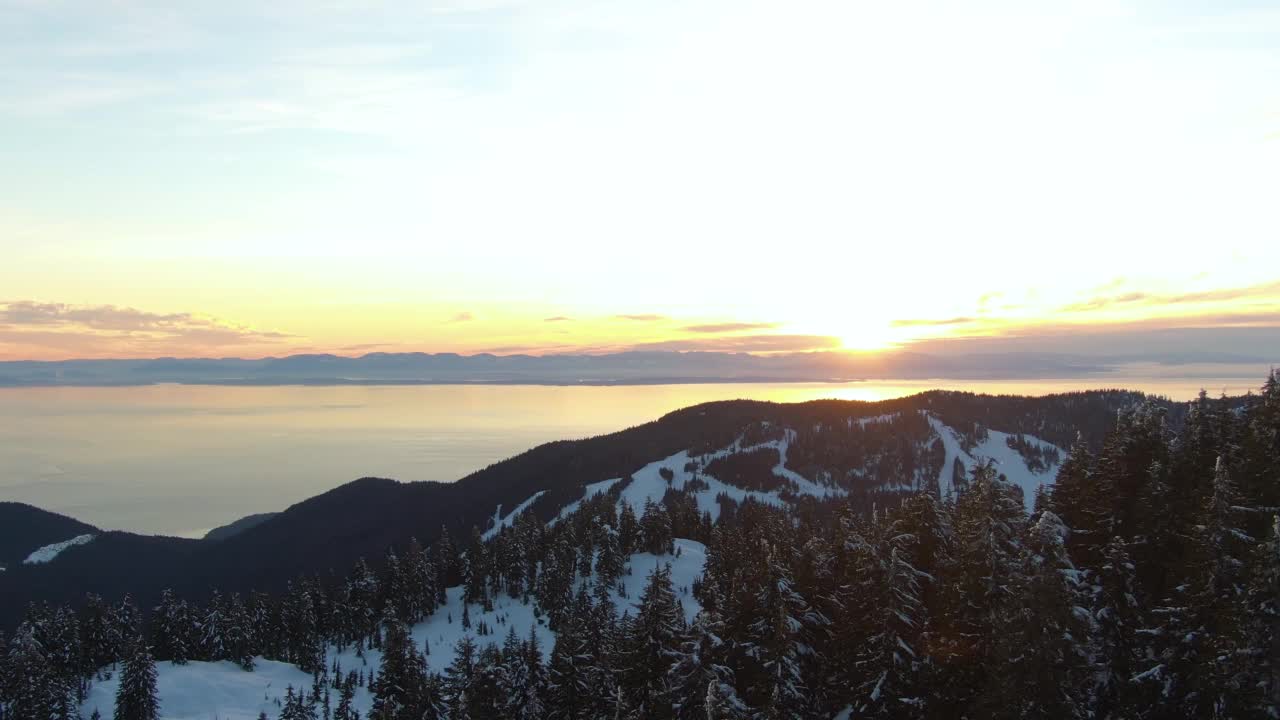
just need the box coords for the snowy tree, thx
[1092,536,1145,718]
[114,642,159,720]
[950,461,1027,709]
[443,636,479,719]
[623,564,688,719]
[2,623,56,719]
[981,511,1092,719]
[669,610,737,720]
[843,516,928,718]
[742,542,812,719]
[1243,515,1280,714]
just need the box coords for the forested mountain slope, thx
[0,390,1161,630]
[4,376,1278,718]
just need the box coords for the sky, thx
[2,0,1278,361]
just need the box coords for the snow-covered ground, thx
[24,533,95,564]
[79,539,706,720]
[927,416,1062,509]
[82,657,350,720]
[481,490,547,541]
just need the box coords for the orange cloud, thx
[0,300,295,360]
[680,322,779,333]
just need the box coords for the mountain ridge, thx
[0,389,1190,631]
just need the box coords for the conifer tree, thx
[1244,515,1280,714]
[1092,536,1145,718]
[742,542,812,718]
[370,611,439,720]
[951,461,1026,710]
[227,593,256,670]
[624,564,687,719]
[983,511,1091,719]
[80,593,117,676]
[670,610,737,720]
[547,609,592,719]
[844,516,927,718]
[443,636,479,719]
[3,623,56,719]
[114,641,159,720]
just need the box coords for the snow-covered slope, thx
[505,413,1059,524]
[23,533,95,564]
[549,477,623,526]
[80,539,706,720]
[927,416,1062,509]
[481,490,548,541]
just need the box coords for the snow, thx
[81,539,707,720]
[481,490,547,541]
[770,430,845,499]
[548,477,623,526]
[834,706,853,720]
[81,657,366,720]
[619,538,706,624]
[23,533,95,564]
[927,415,1062,510]
[606,434,846,524]
[854,412,900,427]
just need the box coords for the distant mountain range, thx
[0,349,1269,387]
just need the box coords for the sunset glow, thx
[3,0,1278,361]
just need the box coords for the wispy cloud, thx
[1061,280,1280,313]
[680,322,779,333]
[890,316,977,328]
[0,300,289,337]
[543,316,572,322]
[0,300,294,359]
[630,334,840,353]
[449,311,475,323]
[615,314,666,322]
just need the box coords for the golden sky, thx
[2,0,1279,361]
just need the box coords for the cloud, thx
[680,322,779,333]
[1060,292,1153,312]
[890,316,977,328]
[0,300,290,337]
[904,316,1280,361]
[476,343,584,355]
[615,314,667,322]
[1061,280,1280,313]
[543,316,572,322]
[0,300,294,359]
[629,334,841,353]
[449,311,475,322]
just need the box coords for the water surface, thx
[0,376,1260,536]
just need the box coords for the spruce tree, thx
[3,623,56,719]
[443,636,479,719]
[1092,536,1145,718]
[844,517,927,718]
[624,564,687,719]
[742,543,811,718]
[114,641,159,720]
[1244,515,1280,714]
[370,613,430,720]
[951,461,1026,711]
[984,511,1091,719]
[546,611,591,719]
